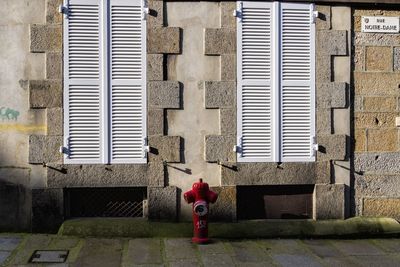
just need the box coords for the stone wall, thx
[353,8,400,220]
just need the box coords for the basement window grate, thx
[65,187,146,218]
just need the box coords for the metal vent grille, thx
[65,187,146,218]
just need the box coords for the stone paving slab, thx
[0,251,11,266]
[272,254,323,267]
[122,238,163,266]
[0,238,21,251]
[302,239,344,258]
[330,240,385,256]
[370,238,400,253]
[164,238,197,260]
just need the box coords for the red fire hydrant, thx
[184,178,218,244]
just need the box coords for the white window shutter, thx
[109,0,147,163]
[237,1,275,162]
[64,0,105,163]
[279,3,315,162]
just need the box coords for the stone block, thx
[205,135,235,162]
[147,27,181,54]
[354,96,363,112]
[29,80,62,108]
[316,108,332,135]
[148,108,164,136]
[221,162,319,185]
[355,112,398,129]
[148,186,178,221]
[46,0,62,24]
[316,161,331,184]
[46,52,62,79]
[354,46,364,71]
[317,83,347,109]
[313,184,345,219]
[32,188,64,233]
[365,46,392,72]
[47,163,153,187]
[29,135,63,164]
[147,0,164,27]
[317,134,347,161]
[209,186,236,222]
[354,72,400,96]
[221,54,236,81]
[363,97,397,112]
[394,47,400,71]
[316,55,332,83]
[221,2,236,28]
[30,24,62,52]
[316,5,331,30]
[316,30,347,56]
[148,81,181,109]
[354,152,400,174]
[46,108,63,136]
[355,174,400,199]
[148,162,165,187]
[363,198,400,220]
[203,81,236,109]
[148,136,181,163]
[204,28,236,55]
[355,129,366,152]
[354,32,400,46]
[220,108,236,136]
[353,9,400,17]
[367,128,398,152]
[147,54,163,81]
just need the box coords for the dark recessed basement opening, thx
[237,185,314,220]
[64,187,147,218]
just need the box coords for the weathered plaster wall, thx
[353,8,400,220]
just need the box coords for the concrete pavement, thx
[1,234,400,266]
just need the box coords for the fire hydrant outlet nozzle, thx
[184,178,218,244]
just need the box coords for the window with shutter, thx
[237,1,315,163]
[63,0,146,164]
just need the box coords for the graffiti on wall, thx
[0,107,20,121]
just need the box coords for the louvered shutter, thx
[64,0,105,163]
[237,1,275,162]
[280,3,315,162]
[109,0,146,163]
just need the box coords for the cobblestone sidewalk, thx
[1,235,400,266]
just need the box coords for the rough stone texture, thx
[354,32,400,46]
[203,81,236,109]
[365,46,392,72]
[316,55,332,83]
[220,108,236,136]
[394,47,400,71]
[204,28,236,55]
[317,83,347,108]
[148,108,164,136]
[317,108,332,134]
[317,134,347,161]
[354,46,364,71]
[221,54,236,81]
[30,24,62,52]
[354,96,363,112]
[29,80,62,108]
[148,136,181,163]
[147,27,181,54]
[363,198,400,220]
[367,128,398,152]
[221,2,236,28]
[29,135,63,164]
[205,135,235,162]
[354,152,400,174]
[148,81,181,109]
[355,129,366,152]
[31,188,63,233]
[316,5,331,30]
[148,0,164,27]
[363,97,397,112]
[124,239,163,265]
[148,187,178,221]
[46,52,62,79]
[209,186,237,222]
[46,163,163,187]
[221,162,329,186]
[46,108,63,136]
[316,161,331,184]
[355,174,400,199]
[46,0,63,24]
[354,72,400,95]
[147,54,164,81]
[355,112,398,129]
[313,184,345,219]
[316,30,347,56]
